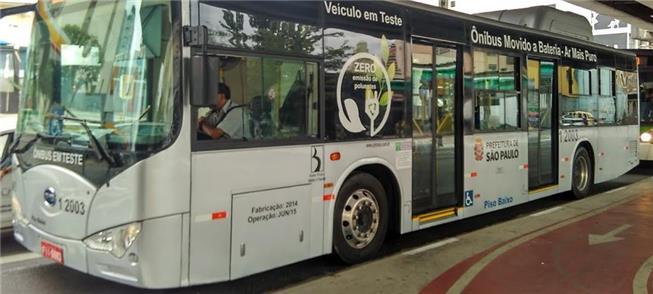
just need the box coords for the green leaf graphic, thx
[380,91,392,106]
[374,63,384,83]
[387,62,396,80]
[381,35,389,65]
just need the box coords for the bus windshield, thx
[16,0,177,154]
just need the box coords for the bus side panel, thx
[189,146,323,284]
[462,132,528,217]
[595,125,639,183]
[595,126,621,182]
[230,184,312,279]
[558,127,597,190]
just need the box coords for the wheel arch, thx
[569,140,596,190]
[330,158,403,239]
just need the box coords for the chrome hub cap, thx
[341,189,380,249]
[574,155,589,191]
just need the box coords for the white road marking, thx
[402,238,459,256]
[446,195,636,294]
[606,186,627,194]
[588,224,631,246]
[530,206,562,217]
[0,252,41,265]
[633,254,653,294]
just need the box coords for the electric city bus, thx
[4,0,639,288]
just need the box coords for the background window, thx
[598,95,616,125]
[600,68,613,97]
[571,69,590,96]
[597,68,616,125]
[590,69,599,95]
[616,70,639,125]
[473,50,519,131]
[559,66,598,127]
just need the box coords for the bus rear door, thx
[527,59,557,190]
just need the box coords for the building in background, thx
[0,0,33,114]
[0,0,34,47]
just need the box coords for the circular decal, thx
[336,51,394,137]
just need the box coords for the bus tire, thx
[571,146,593,199]
[333,172,388,264]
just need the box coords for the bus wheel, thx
[333,172,388,264]
[572,147,593,198]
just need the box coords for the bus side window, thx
[203,55,319,143]
[255,58,318,139]
[473,49,520,131]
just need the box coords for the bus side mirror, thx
[191,55,219,107]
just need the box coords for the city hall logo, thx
[474,138,484,161]
[337,35,395,137]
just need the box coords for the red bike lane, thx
[423,193,653,293]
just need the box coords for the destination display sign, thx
[470,25,597,63]
[323,1,403,27]
[33,147,85,166]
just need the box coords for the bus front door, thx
[411,40,459,215]
[527,59,557,190]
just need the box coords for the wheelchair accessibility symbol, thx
[464,190,474,207]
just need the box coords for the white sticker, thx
[194,214,211,223]
[396,150,412,170]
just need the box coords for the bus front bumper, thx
[13,213,184,289]
[13,222,89,273]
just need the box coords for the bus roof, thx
[393,0,636,58]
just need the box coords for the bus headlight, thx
[83,222,141,258]
[641,132,653,143]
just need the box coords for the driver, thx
[198,83,244,140]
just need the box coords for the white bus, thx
[4,0,639,288]
[1,44,27,231]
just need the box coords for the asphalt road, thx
[2,166,652,294]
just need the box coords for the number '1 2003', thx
[59,199,85,215]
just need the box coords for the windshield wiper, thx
[54,115,117,167]
[111,105,152,125]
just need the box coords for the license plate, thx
[41,240,63,264]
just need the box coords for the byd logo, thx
[43,187,57,207]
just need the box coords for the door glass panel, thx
[527,60,540,186]
[412,42,458,214]
[528,59,555,189]
[434,47,456,201]
[411,43,434,212]
[539,61,554,185]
